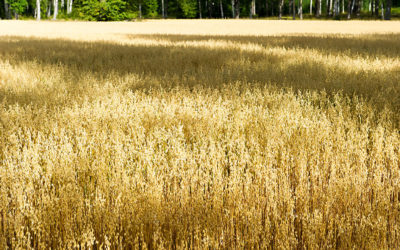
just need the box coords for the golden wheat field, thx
[1,20,400,249]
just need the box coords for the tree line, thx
[1,0,397,21]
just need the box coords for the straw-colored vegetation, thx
[0,21,400,249]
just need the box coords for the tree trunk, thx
[372,0,375,15]
[333,0,337,16]
[384,0,391,19]
[250,0,255,18]
[220,0,224,18]
[231,0,235,17]
[4,1,10,19]
[234,0,240,18]
[162,0,165,18]
[319,0,322,15]
[279,0,283,18]
[342,0,344,13]
[61,0,64,12]
[380,1,384,19]
[47,0,51,17]
[351,0,355,14]
[358,0,362,16]
[139,3,142,18]
[36,0,41,20]
[316,0,321,16]
[198,0,202,18]
[337,0,340,15]
[67,0,73,14]
[292,0,295,19]
[299,0,303,18]
[374,0,379,17]
[347,0,351,18]
[53,0,58,19]
[310,0,312,14]
[329,0,333,15]
[265,0,268,16]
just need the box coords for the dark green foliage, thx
[176,0,197,17]
[144,0,158,17]
[1,0,399,20]
[78,0,132,20]
[6,0,28,16]
[0,0,5,18]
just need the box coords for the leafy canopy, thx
[79,0,133,20]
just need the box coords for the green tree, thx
[78,0,131,20]
[6,0,28,18]
[143,0,157,17]
[177,0,197,17]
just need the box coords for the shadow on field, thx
[0,35,399,118]
[130,33,400,59]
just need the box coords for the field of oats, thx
[0,20,400,248]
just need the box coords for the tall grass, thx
[0,22,400,248]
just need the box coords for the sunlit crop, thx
[0,20,399,249]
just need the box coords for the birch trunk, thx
[316,0,321,16]
[299,0,303,18]
[278,0,283,18]
[162,0,165,18]
[342,0,344,13]
[231,0,234,17]
[329,0,333,15]
[310,0,312,14]
[36,0,41,20]
[47,0,51,17]
[337,0,340,15]
[67,0,72,14]
[318,0,321,15]
[53,0,58,19]
[250,0,255,18]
